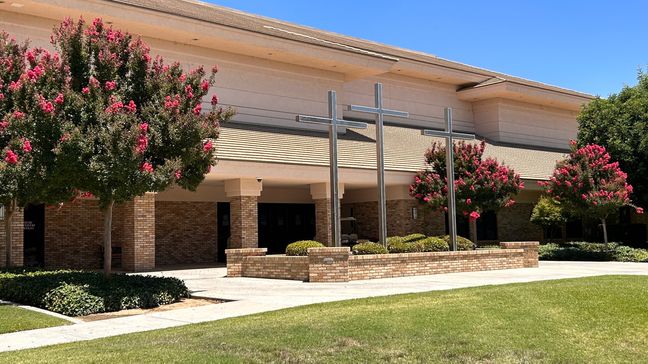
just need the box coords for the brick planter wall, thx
[227,242,539,283]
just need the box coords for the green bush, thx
[43,283,105,316]
[539,242,648,262]
[402,233,426,242]
[388,240,425,253]
[386,236,405,245]
[439,235,475,251]
[285,240,324,256]
[0,270,189,316]
[352,242,388,255]
[419,237,449,252]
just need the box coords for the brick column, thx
[0,207,24,268]
[310,183,344,246]
[225,178,263,249]
[225,247,267,277]
[500,241,539,268]
[308,247,350,282]
[122,193,156,271]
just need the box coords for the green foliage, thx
[530,196,565,227]
[577,71,648,206]
[538,242,648,262]
[0,270,189,316]
[43,283,105,316]
[401,233,426,242]
[386,236,405,245]
[439,235,475,251]
[419,237,449,252]
[285,241,324,256]
[388,240,425,253]
[351,242,388,255]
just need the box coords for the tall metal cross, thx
[297,90,368,247]
[348,83,409,247]
[421,107,475,251]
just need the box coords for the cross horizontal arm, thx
[348,105,409,118]
[297,115,368,129]
[421,129,475,140]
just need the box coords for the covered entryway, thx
[23,204,45,267]
[258,203,315,254]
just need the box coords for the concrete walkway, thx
[0,261,646,352]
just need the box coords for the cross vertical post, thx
[297,91,368,247]
[421,107,475,251]
[349,83,409,247]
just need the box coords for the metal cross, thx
[348,83,409,247]
[421,107,475,251]
[297,90,368,247]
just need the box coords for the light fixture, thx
[411,207,418,220]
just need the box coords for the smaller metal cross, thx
[421,107,475,251]
[297,90,368,247]
[348,83,409,247]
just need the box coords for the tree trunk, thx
[469,218,478,245]
[601,218,608,244]
[4,200,15,268]
[102,200,114,277]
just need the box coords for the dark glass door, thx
[217,202,230,263]
[258,203,315,254]
[23,204,45,267]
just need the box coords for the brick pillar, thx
[500,241,539,268]
[225,179,263,249]
[310,183,344,246]
[308,247,350,282]
[122,193,156,271]
[225,247,267,277]
[0,207,24,268]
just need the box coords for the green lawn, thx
[3,275,648,363]
[0,305,69,334]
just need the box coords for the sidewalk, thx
[1,261,646,352]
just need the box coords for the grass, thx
[2,275,648,363]
[0,305,69,334]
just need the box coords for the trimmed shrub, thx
[352,242,388,255]
[388,240,425,253]
[614,245,648,262]
[43,283,105,317]
[419,237,449,252]
[539,242,648,262]
[439,235,475,251]
[286,240,324,256]
[402,233,426,242]
[386,236,405,245]
[0,270,189,316]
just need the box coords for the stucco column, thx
[0,207,24,268]
[122,192,156,271]
[310,183,344,246]
[225,178,263,249]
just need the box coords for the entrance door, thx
[216,202,230,263]
[258,203,316,254]
[23,204,45,267]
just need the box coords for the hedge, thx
[440,235,475,251]
[351,242,388,255]
[539,242,648,262]
[0,269,189,317]
[388,240,425,253]
[419,237,449,252]
[286,240,324,256]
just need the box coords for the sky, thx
[205,0,648,97]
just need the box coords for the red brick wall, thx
[0,208,24,268]
[498,203,542,242]
[244,255,309,281]
[229,196,258,248]
[122,193,156,271]
[44,200,127,269]
[314,198,333,245]
[155,201,218,266]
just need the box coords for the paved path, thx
[1,261,646,352]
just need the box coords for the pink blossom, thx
[141,162,154,173]
[636,207,644,214]
[5,150,18,165]
[179,74,187,82]
[0,120,8,130]
[465,198,472,205]
[174,170,182,180]
[82,87,90,95]
[26,50,35,63]
[105,80,116,91]
[211,65,219,74]
[211,94,219,105]
[125,100,137,113]
[40,99,55,114]
[22,139,32,153]
[54,93,65,105]
[105,101,123,114]
[139,123,148,133]
[469,211,480,221]
[0,93,4,101]
[135,135,148,154]
[203,140,213,153]
[193,103,202,115]
[201,80,209,91]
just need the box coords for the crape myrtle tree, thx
[540,141,642,244]
[410,140,523,243]
[51,18,234,275]
[0,34,76,266]
[578,72,648,207]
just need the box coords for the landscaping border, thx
[226,242,539,282]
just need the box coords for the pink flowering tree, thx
[0,33,77,266]
[51,18,233,275]
[540,141,641,243]
[410,141,523,243]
